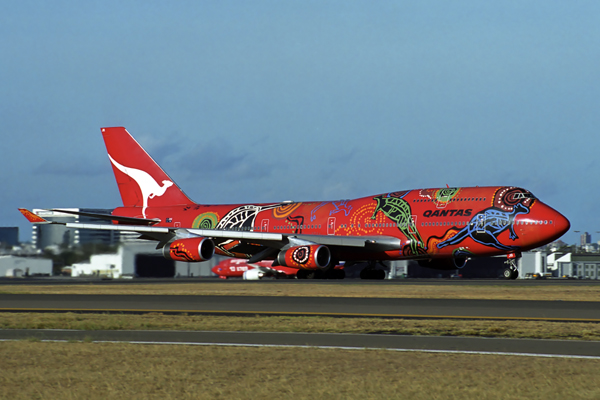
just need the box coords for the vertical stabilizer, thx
[101,127,194,216]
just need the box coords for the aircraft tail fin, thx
[101,127,194,214]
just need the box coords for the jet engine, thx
[242,269,264,280]
[162,237,215,262]
[418,256,468,270]
[277,244,331,270]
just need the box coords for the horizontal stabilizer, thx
[18,209,49,224]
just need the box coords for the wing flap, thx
[65,222,170,234]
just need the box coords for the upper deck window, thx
[511,192,537,201]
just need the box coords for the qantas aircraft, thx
[20,127,570,280]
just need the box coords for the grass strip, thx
[1,341,599,400]
[2,312,600,341]
[1,282,600,301]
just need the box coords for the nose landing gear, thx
[502,252,520,280]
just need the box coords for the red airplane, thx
[20,127,570,280]
[212,259,298,279]
[211,258,346,279]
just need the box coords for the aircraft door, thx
[408,215,418,234]
[261,219,269,232]
[327,217,336,235]
[476,214,486,233]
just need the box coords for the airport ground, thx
[2,342,599,400]
[1,279,599,399]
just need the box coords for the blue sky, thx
[2,1,599,244]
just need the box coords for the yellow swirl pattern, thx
[273,202,302,219]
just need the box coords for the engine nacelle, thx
[418,256,468,270]
[242,269,264,280]
[162,237,215,262]
[277,244,331,270]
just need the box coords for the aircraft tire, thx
[511,270,519,280]
[360,268,371,279]
[306,270,323,279]
[324,268,344,279]
[296,270,308,279]
[502,268,513,280]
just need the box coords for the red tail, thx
[101,127,194,215]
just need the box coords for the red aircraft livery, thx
[211,259,298,280]
[212,258,346,280]
[20,127,570,280]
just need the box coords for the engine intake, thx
[163,237,215,262]
[277,244,331,270]
[243,269,264,280]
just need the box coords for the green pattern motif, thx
[371,194,425,255]
[436,187,460,203]
[193,212,219,229]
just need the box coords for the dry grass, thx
[2,312,600,341]
[0,341,599,400]
[1,282,600,301]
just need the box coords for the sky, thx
[2,1,599,244]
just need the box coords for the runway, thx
[1,329,599,359]
[1,294,600,322]
[3,293,600,358]
[2,277,600,286]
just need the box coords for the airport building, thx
[31,209,122,249]
[0,256,52,277]
[551,253,600,279]
[0,227,19,247]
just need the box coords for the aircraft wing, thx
[19,208,401,258]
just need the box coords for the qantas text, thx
[423,209,473,218]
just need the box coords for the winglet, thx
[18,209,49,224]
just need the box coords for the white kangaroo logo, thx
[108,155,173,218]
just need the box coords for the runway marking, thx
[1,338,599,360]
[1,308,600,322]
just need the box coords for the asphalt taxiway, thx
[2,329,599,359]
[1,294,599,322]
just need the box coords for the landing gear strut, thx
[502,253,520,280]
[296,260,345,280]
[360,261,387,280]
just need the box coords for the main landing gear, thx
[296,264,345,280]
[359,261,388,280]
[502,252,520,280]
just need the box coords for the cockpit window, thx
[511,192,537,201]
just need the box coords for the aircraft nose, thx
[553,210,570,237]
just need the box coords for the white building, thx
[552,253,600,279]
[0,256,52,277]
[518,251,547,277]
